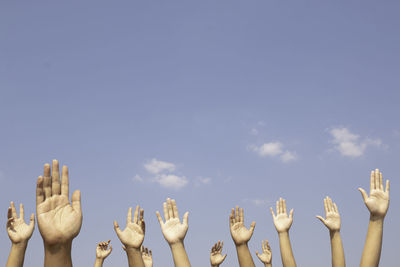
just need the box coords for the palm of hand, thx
[210,252,225,265]
[273,214,292,233]
[257,251,272,264]
[230,222,252,245]
[7,218,34,243]
[162,218,188,244]
[324,212,341,231]
[96,247,111,259]
[37,195,82,245]
[119,223,144,248]
[142,255,153,267]
[365,190,389,217]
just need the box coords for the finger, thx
[122,245,126,251]
[133,206,139,224]
[7,207,12,220]
[10,202,17,219]
[145,247,149,255]
[358,188,368,202]
[374,169,380,190]
[230,208,235,225]
[327,197,333,212]
[149,249,152,256]
[221,240,224,250]
[36,176,44,205]
[283,199,287,214]
[240,207,244,223]
[183,211,189,226]
[262,240,265,251]
[7,217,14,229]
[139,209,144,223]
[249,221,256,235]
[71,190,81,214]
[172,199,180,222]
[163,202,169,220]
[316,215,326,225]
[379,171,384,191]
[222,254,227,261]
[156,211,164,226]
[19,203,24,220]
[43,163,52,198]
[51,159,61,195]
[276,200,279,215]
[385,180,390,194]
[109,244,112,252]
[61,165,69,197]
[256,251,261,260]
[370,170,374,191]
[324,197,328,215]
[167,198,174,219]
[127,207,132,224]
[114,220,122,236]
[235,206,239,222]
[270,207,275,218]
[333,203,339,213]
[280,198,284,214]
[289,209,294,219]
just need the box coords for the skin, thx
[210,241,227,267]
[316,197,345,267]
[270,198,296,267]
[36,160,82,267]
[6,202,35,267]
[141,246,153,267]
[229,206,256,267]
[358,169,389,267]
[156,198,191,267]
[255,240,272,267]
[114,205,146,267]
[94,240,112,267]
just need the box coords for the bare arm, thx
[316,197,345,267]
[271,198,296,267]
[229,206,256,267]
[6,203,35,267]
[358,169,389,267]
[156,198,191,267]
[114,206,146,267]
[36,160,82,267]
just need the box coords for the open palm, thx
[210,241,227,266]
[7,203,35,244]
[271,198,293,233]
[114,206,145,249]
[316,197,341,231]
[229,206,256,245]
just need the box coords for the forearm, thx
[94,258,104,267]
[264,264,272,267]
[235,243,256,267]
[170,242,191,267]
[126,247,145,267]
[360,217,384,267]
[278,231,296,267]
[6,243,28,267]
[329,230,345,267]
[44,242,73,267]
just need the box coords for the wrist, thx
[370,214,385,221]
[11,241,28,250]
[95,257,105,263]
[278,230,289,236]
[169,240,185,249]
[235,242,248,248]
[265,263,272,267]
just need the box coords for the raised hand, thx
[229,206,256,246]
[256,240,272,265]
[358,169,389,219]
[156,198,189,245]
[141,246,153,267]
[7,202,35,244]
[270,198,293,233]
[114,206,145,249]
[316,197,341,232]
[96,240,112,260]
[210,241,227,267]
[36,160,82,245]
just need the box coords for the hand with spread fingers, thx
[94,240,112,267]
[359,169,390,267]
[114,205,146,267]
[316,197,345,267]
[270,198,293,233]
[36,160,82,267]
[256,240,272,267]
[6,202,35,267]
[141,246,153,267]
[271,198,296,267]
[316,197,341,232]
[229,206,256,246]
[156,198,191,267]
[210,241,227,267]
[229,206,256,267]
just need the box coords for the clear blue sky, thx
[1,1,399,266]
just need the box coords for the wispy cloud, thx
[329,127,382,157]
[155,174,188,190]
[248,142,297,163]
[144,158,176,174]
[243,198,271,207]
[194,176,212,186]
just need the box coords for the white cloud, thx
[329,127,382,157]
[250,128,259,135]
[144,158,176,174]
[243,198,270,207]
[281,151,297,162]
[249,142,297,163]
[132,174,144,182]
[195,176,212,186]
[155,174,188,190]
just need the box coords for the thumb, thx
[114,221,122,236]
[249,221,256,234]
[358,188,368,202]
[222,254,227,261]
[316,215,326,225]
[29,213,35,228]
[183,211,189,226]
[256,251,262,260]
